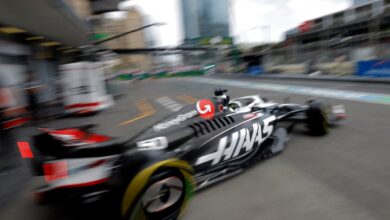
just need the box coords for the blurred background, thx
[0,0,389,121]
[0,0,389,219]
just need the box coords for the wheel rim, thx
[141,176,184,213]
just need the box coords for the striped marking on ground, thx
[176,94,199,104]
[156,97,183,112]
[119,100,155,126]
[187,78,390,106]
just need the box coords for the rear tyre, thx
[306,100,330,136]
[125,169,192,220]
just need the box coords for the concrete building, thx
[0,0,91,113]
[66,1,153,71]
[260,0,390,75]
[66,0,92,18]
[97,9,153,71]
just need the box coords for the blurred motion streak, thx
[0,0,389,219]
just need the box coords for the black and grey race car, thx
[21,89,346,220]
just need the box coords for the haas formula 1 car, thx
[21,89,346,220]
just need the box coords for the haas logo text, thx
[196,116,275,166]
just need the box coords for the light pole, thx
[93,22,166,45]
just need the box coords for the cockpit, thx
[228,96,271,113]
[213,89,276,114]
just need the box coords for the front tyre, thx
[306,99,330,136]
[126,170,192,220]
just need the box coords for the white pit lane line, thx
[156,97,183,112]
[186,78,390,106]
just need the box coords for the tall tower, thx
[181,0,230,42]
[353,0,374,6]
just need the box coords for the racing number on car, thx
[196,99,215,119]
[137,137,168,151]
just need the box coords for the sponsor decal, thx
[137,137,168,151]
[196,99,215,119]
[153,110,198,131]
[358,59,390,77]
[196,116,276,166]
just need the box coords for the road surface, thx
[1,76,389,220]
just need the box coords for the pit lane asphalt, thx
[1,76,389,220]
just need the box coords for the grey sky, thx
[121,0,351,46]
